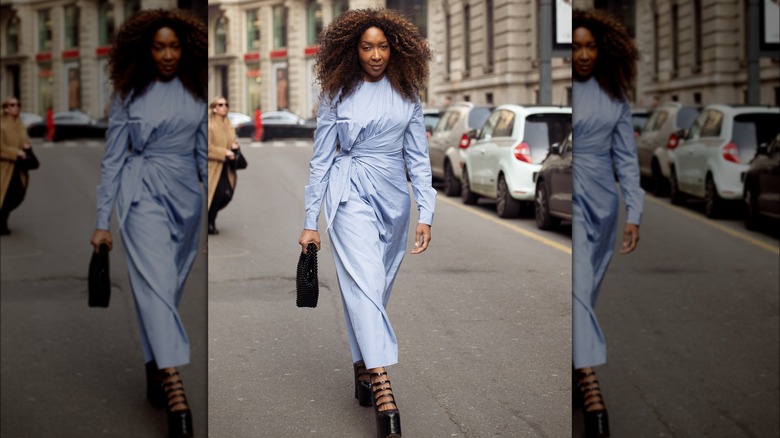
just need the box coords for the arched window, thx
[215,15,228,54]
[6,15,20,55]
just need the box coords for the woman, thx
[571,9,643,438]
[298,8,435,438]
[0,97,32,235]
[207,96,239,235]
[89,9,207,438]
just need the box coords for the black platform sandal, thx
[162,370,193,438]
[576,369,609,438]
[370,371,401,438]
[145,360,165,408]
[353,362,372,407]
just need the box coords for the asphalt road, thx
[572,189,780,437]
[0,138,208,437]
[207,138,573,437]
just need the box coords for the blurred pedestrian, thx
[45,106,55,142]
[89,9,207,438]
[207,96,239,235]
[0,97,32,235]
[298,8,435,438]
[571,9,644,438]
[253,106,263,142]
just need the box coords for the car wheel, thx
[704,174,723,218]
[744,183,761,230]
[651,161,669,197]
[496,174,521,218]
[669,168,686,205]
[443,160,461,197]
[461,167,479,205]
[535,180,560,230]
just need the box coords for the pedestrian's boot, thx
[162,369,193,438]
[145,360,165,408]
[576,369,609,438]
[370,371,401,438]
[353,362,372,407]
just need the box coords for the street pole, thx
[540,0,553,105]
[747,0,760,105]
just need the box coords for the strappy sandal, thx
[576,369,610,438]
[162,370,193,438]
[370,371,401,438]
[353,362,372,407]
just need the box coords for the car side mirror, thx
[674,128,687,139]
[756,142,768,155]
[467,128,478,139]
[550,142,560,155]
[425,125,433,135]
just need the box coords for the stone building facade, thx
[206,0,573,122]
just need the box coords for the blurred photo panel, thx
[205,1,573,437]
[1,1,208,437]
[571,1,779,437]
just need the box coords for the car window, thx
[478,111,501,140]
[652,111,669,131]
[631,112,650,133]
[523,113,573,156]
[436,111,460,133]
[492,110,515,137]
[676,107,700,130]
[467,107,492,130]
[687,111,708,139]
[732,113,779,159]
[562,133,573,153]
[423,114,440,130]
[700,110,723,137]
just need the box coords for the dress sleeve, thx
[611,99,644,225]
[403,99,437,226]
[196,112,208,182]
[95,96,130,230]
[303,96,339,230]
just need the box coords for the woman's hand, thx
[231,141,240,150]
[620,223,639,254]
[90,229,113,253]
[410,223,431,255]
[299,229,321,254]
[17,149,26,159]
[226,149,236,160]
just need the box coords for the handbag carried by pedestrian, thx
[18,146,40,171]
[296,243,319,308]
[88,244,111,308]
[231,147,248,170]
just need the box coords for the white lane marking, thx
[250,142,263,148]
[63,142,78,148]
[42,143,55,149]
[272,142,286,148]
[294,141,310,148]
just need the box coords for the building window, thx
[486,92,493,105]
[64,4,80,49]
[333,0,349,18]
[486,0,494,69]
[387,0,427,37]
[445,12,451,76]
[39,62,54,115]
[694,92,702,104]
[38,9,52,52]
[125,0,141,19]
[463,4,471,76]
[693,0,702,69]
[246,9,261,52]
[307,0,323,46]
[671,4,679,75]
[98,0,115,46]
[6,15,20,55]
[215,15,228,54]
[273,5,288,49]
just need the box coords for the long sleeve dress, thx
[304,76,436,369]
[96,77,207,368]
[572,77,644,369]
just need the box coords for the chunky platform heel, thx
[370,371,401,438]
[353,362,372,407]
[576,369,609,438]
[162,370,194,438]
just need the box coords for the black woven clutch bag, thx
[296,243,319,308]
[88,244,111,308]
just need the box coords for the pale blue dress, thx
[304,76,436,369]
[572,77,644,369]
[96,77,207,368]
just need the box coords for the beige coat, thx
[207,117,237,210]
[0,115,28,207]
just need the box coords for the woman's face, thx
[151,26,182,80]
[572,26,598,80]
[357,26,390,82]
[2,99,20,117]
[214,98,229,117]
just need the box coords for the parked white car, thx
[461,104,572,218]
[670,104,779,217]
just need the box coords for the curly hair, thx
[573,9,638,101]
[315,8,431,104]
[108,9,207,103]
